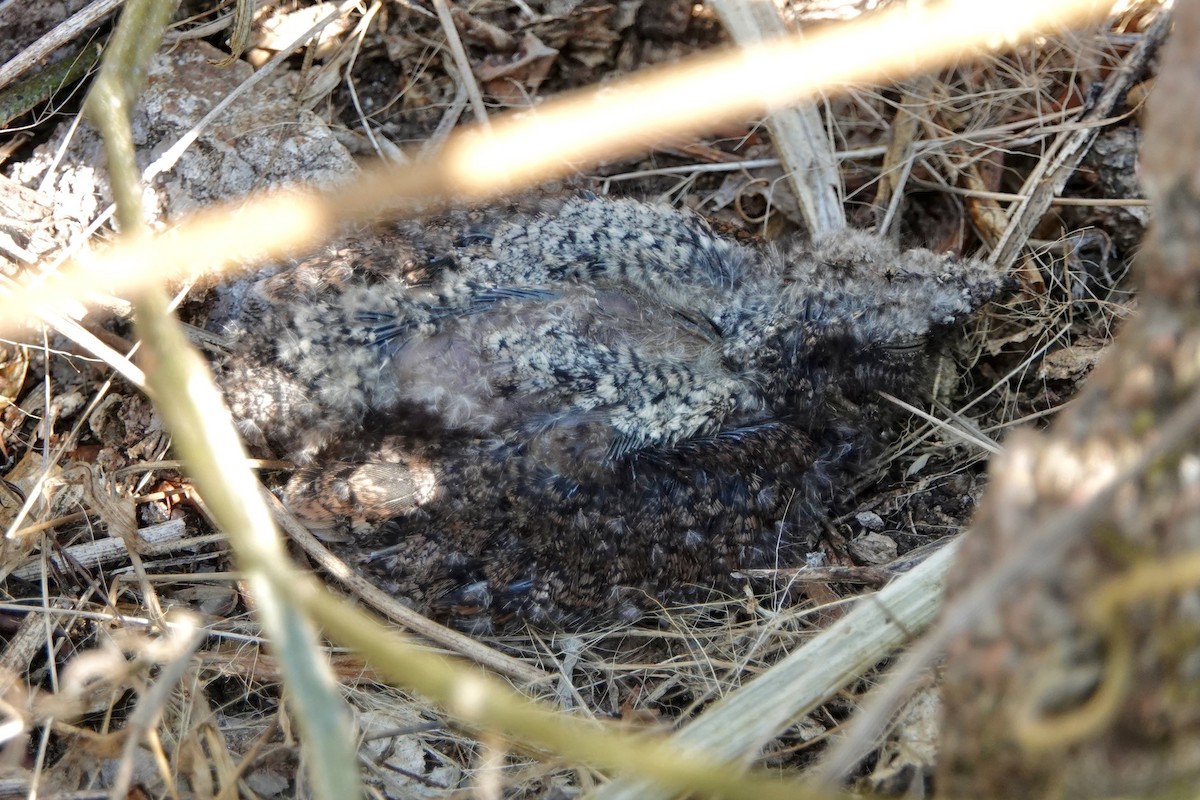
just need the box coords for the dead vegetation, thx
[0,1,1170,797]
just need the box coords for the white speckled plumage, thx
[213,196,1005,629]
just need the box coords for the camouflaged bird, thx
[212,196,1005,630]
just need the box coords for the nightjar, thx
[211,196,1005,630]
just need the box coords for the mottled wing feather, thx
[213,196,1006,628]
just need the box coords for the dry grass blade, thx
[988,6,1171,268]
[133,293,363,798]
[710,0,845,236]
[432,0,488,127]
[878,392,1003,456]
[291,571,823,800]
[593,539,960,800]
[106,616,205,799]
[213,0,255,66]
[16,298,145,388]
[80,0,362,796]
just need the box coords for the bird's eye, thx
[885,339,923,354]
